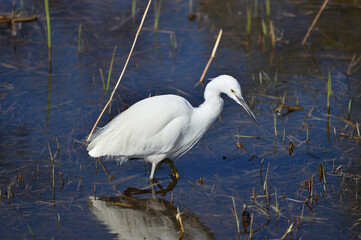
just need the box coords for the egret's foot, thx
[155,158,179,179]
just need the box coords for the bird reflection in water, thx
[89,160,215,240]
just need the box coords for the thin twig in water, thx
[340,133,361,142]
[176,207,184,240]
[281,222,293,239]
[301,0,329,45]
[194,29,223,87]
[97,158,115,182]
[232,197,240,234]
[346,54,361,76]
[87,0,152,142]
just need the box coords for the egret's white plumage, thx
[87,75,258,179]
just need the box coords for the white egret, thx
[87,75,258,180]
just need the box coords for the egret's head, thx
[216,75,259,125]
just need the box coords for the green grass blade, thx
[327,72,331,113]
[246,3,252,35]
[265,0,270,16]
[27,224,36,240]
[106,45,118,92]
[132,0,136,17]
[44,0,51,62]
[78,23,82,54]
[348,99,352,119]
[154,0,162,31]
[263,162,270,193]
[273,113,277,138]
[232,197,240,234]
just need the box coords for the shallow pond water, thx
[1,0,361,239]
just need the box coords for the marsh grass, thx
[176,207,184,238]
[321,162,327,193]
[232,197,241,234]
[356,179,358,200]
[78,23,83,54]
[154,0,162,32]
[274,188,279,216]
[188,0,195,20]
[274,60,279,86]
[265,0,270,16]
[52,165,55,190]
[246,2,252,35]
[306,124,309,151]
[273,113,277,138]
[263,162,270,195]
[249,213,254,239]
[99,68,105,89]
[57,213,61,228]
[347,99,352,119]
[346,54,361,76]
[269,21,275,47]
[195,29,223,86]
[132,0,137,18]
[48,143,54,163]
[106,45,118,93]
[254,0,258,17]
[281,223,293,240]
[302,0,329,45]
[261,19,267,36]
[327,72,331,113]
[27,224,36,240]
[44,0,51,64]
[169,32,177,50]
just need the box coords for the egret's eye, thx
[231,89,235,93]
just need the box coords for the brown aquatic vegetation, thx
[0,3,37,37]
[340,133,361,142]
[302,0,329,45]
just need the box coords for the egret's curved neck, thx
[201,83,224,111]
[193,82,224,130]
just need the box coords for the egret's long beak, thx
[234,94,259,125]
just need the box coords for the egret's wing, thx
[87,95,193,158]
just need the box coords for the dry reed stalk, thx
[301,0,329,45]
[176,207,184,239]
[194,29,223,87]
[340,133,361,141]
[281,222,293,239]
[269,21,275,47]
[87,0,152,142]
[97,158,115,182]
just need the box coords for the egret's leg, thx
[149,162,157,180]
